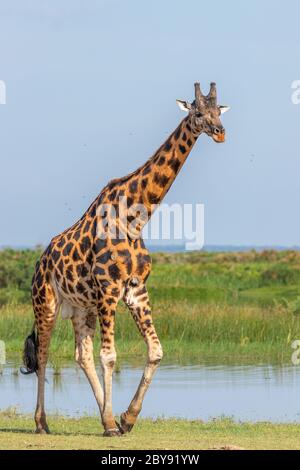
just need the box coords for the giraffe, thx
[21,82,229,437]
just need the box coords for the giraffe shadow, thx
[0,428,32,434]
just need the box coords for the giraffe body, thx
[22,82,229,436]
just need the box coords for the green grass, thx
[1,249,300,449]
[2,248,300,306]
[0,410,299,450]
[1,300,300,366]
[1,249,300,365]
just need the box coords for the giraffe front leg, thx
[120,348,162,434]
[121,284,163,433]
[99,297,122,437]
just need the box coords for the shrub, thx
[260,264,299,286]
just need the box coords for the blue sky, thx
[1,0,300,247]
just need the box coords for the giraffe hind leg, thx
[28,277,60,434]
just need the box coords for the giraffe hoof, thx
[120,412,134,434]
[103,428,122,437]
[116,420,125,435]
[35,426,50,435]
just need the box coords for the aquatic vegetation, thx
[0,249,300,364]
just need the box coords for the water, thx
[1,363,300,423]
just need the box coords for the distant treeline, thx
[0,248,42,304]
[0,247,300,306]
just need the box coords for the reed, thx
[1,248,300,364]
[1,300,299,364]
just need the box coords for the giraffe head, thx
[176,82,230,143]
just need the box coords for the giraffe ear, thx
[219,105,230,114]
[176,100,192,112]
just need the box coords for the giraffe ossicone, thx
[21,81,229,437]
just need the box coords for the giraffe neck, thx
[93,115,201,241]
[125,116,199,214]
[56,116,201,246]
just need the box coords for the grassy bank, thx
[2,248,300,308]
[1,301,299,365]
[1,249,300,364]
[0,411,299,450]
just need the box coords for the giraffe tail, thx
[20,322,39,375]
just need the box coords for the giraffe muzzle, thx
[212,127,225,143]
